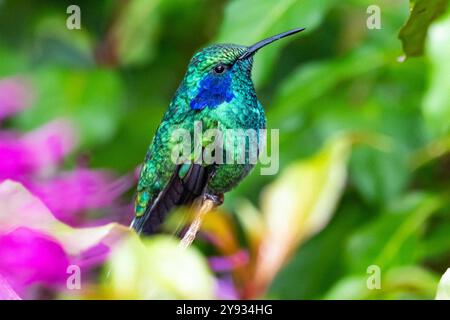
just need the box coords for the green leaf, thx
[398,0,449,57]
[324,265,439,299]
[216,0,337,86]
[411,135,450,168]
[350,147,408,205]
[418,221,450,262]
[104,235,215,299]
[109,0,162,66]
[323,275,368,299]
[14,67,123,147]
[34,14,94,67]
[263,135,350,244]
[269,46,387,128]
[251,135,351,295]
[268,207,363,299]
[422,9,450,135]
[345,193,443,272]
[0,46,27,75]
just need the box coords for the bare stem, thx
[178,197,217,249]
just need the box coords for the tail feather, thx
[131,164,213,235]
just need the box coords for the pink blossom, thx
[0,273,21,300]
[216,276,239,300]
[0,227,70,289]
[21,119,77,173]
[0,117,134,226]
[0,180,130,299]
[208,250,249,272]
[0,120,77,180]
[0,77,33,121]
[0,76,134,299]
[27,169,133,226]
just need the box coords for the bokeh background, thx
[1,0,450,300]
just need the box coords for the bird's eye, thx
[213,64,226,74]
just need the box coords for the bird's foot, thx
[204,193,224,206]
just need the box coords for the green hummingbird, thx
[132,28,305,235]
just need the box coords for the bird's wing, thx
[131,162,214,235]
[132,94,214,235]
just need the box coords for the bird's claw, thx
[204,193,224,206]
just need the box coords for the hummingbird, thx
[131,28,305,235]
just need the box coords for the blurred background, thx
[1,0,450,300]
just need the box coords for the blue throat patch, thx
[190,72,234,110]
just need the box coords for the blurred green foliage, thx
[1,0,450,299]
[399,0,448,57]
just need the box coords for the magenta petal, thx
[0,273,21,300]
[22,120,78,171]
[208,250,249,272]
[0,120,77,180]
[0,77,33,121]
[74,243,111,269]
[215,276,239,300]
[0,134,33,180]
[0,227,70,288]
[28,169,133,225]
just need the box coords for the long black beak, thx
[238,27,305,60]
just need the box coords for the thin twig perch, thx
[178,197,217,249]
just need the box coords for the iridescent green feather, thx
[134,44,266,217]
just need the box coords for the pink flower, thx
[0,227,69,288]
[27,169,133,226]
[0,274,21,300]
[0,120,77,180]
[216,276,239,300]
[0,180,129,299]
[0,77,33,121]
[0,75,134,299]
[0,117,132,226]
[208,250,249,272]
